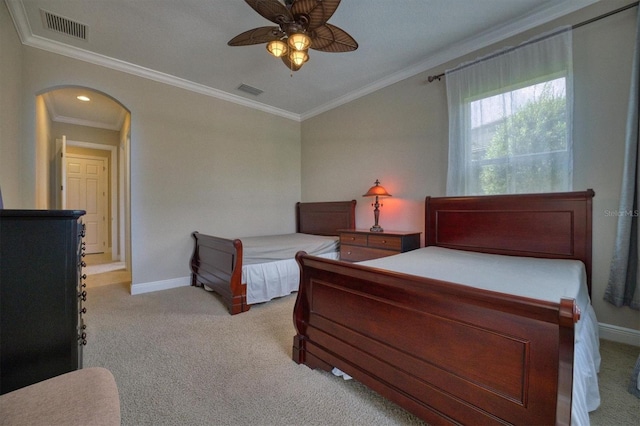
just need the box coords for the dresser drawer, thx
[340,245,397,262]
[367,234,402,250]
[340,233,367,246]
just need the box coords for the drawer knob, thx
[79,307,87,314]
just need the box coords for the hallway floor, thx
[84,252,131,289]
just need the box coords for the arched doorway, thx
[36,86,131,281]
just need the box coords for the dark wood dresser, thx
[0,209,87,394]
[339,229,421,262]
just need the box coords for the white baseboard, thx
[599,323,640,347]
[131,276,190,295]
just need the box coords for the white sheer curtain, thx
[446,27,573,196]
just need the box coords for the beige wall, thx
[301,0,640,332]
[6,22,301,285]
[0,1,23,207]
[53,122,121,147]
[34,95,52,208]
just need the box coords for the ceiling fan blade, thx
[290,0,341,30]
[245,0,293,25]
[310,23,358,52]
[281,55,304,72]
[228,26,283,46]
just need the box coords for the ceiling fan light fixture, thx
[288,32,311,51]
[266,39,288,57]
[289,49,309,66]
[227,0,358,73]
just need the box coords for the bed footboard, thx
[190,232,248,315]
[292,253,579,425]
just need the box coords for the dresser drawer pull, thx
[79,307,87,314]
[78,290,87,301]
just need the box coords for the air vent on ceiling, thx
[40,9,87,41]
[237,84,263,96]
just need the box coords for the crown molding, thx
[7,0,599,123]
[6,0,301,121]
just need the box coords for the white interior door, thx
[55,136,67,209]
[66,155,106,254]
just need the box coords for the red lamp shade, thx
[363,179,391,232]
[363,180,391,198]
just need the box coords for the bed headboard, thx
[296,200,356,236]
[425,189,595,295]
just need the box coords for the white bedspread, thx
[358,247,601,425]
[239,233,339,305]
[241,233,339,265]
[243,252,339,305]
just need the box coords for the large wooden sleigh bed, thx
[190,200,355,315]
[293,190,599,425]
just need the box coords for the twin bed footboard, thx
[190,232,248,315]
[292,253,579,425]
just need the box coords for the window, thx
[446,28,573,196]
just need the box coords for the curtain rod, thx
[426,1,639,83]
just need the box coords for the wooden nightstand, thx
[338,229,421,262]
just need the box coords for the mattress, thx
[241,233,339,265]
[358,247,601,425]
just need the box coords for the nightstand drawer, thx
[338,229,421,262]
[340,245,396,262]
[340,233,367,246]
[368,234,402,251]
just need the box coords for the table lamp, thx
[363,179,391,232]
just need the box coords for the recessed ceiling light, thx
[77,95,90,102]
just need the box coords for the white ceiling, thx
[7,0,598,128]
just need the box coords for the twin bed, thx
[190,200,356,314]
[293,189,600,425]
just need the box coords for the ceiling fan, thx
[228,0,358,72]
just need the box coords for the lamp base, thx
[369,225,384,232]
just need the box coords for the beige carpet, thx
[84,284,423,425]
[84,284,639,425]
